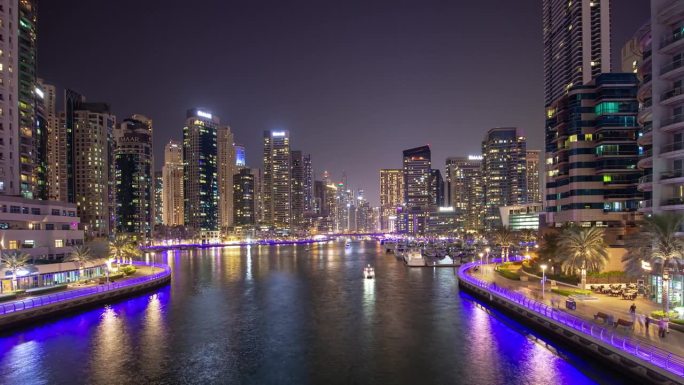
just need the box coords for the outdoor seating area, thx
[589,284,639,300]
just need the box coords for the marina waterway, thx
[0,241,627,384]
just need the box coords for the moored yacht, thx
[404,248,425,267]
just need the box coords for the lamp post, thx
[541,264,548,299]
[485,247,491,266]
[478,252,484,274]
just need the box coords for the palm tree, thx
[66,246,100,280]
[517,229,537,255]
[624,213,684,314]
[491,226,514,262]
[110,235,132,265]
[0,251,31,291]
[557,226,608,288]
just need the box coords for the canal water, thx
[0,241,626,385]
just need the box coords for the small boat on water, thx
[404,248,425,267]
[364,264,375,279]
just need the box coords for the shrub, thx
[120,265,136,276]
[550,288,592,296]
[650,310,679,320]
[496,268,520,281]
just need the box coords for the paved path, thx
[470,264,684,357]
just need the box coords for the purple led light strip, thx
[0,261,171,317]
[458,260,684,377]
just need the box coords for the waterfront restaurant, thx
[0,260,106,293]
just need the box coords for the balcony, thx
[638,123,653,146]
[660,60,684,80]
[661,197,684,210]
[660,142,684,158]
[638,100,652,123]
[662,87,684,106]
[660,30,684,54]
[638,199,652,213]
[637,148,653,169]
[661,114,684,132]
[661,170,684,184]
[637,174,653,192]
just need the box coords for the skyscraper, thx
[303,154,314,213]
[154,171,163,226]
[546,74,641,243]
[114,115,153,237]
[263,130,291,229]
[402,145,431,234]
[33,80,49,200]
[634,1,684,218]
[233,168,255,226]
[446,156,484,232]
[290,150,305,228]
[0,0,38,197]
[218,126,236,231]
[542,0,611,106]
[162,140,184,226]
[429,169,444,207]
[183,109,219,239]
[235,143,246,168]
[482,128,527,230]
[526,150,541,203]
[379,169,404,232]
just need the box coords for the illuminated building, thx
[183,108,219,240]
[402,145,431,234]
[526,150,541,203]
[291,150,305,228]
[262,130,291,229]
[303,154,314,213]
[482,128,527,230]
[545,74,641,244]
[33,80,49,200]
[154,171,163,226]
[114,115,153,237]
[218,126,236,231]
[543,0,611,106]
[233,168,255,226]
[499,203,544,231]
[60,90,115,238]
[634,1,684,220]
[379,169,403,232]
[446,156,484,232]
[429,169,444,207]
[235,143,246,168]
[162,140,184,226]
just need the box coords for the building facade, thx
[545,74,641,244]
[154,171,163,226]
[183,109,219,239]
[482,128,527,230]
[542,0,611,106]
[233,168,255,226]
[113,115,153,237]
[262,130,291,230]
[162,140,184,226]
[290,150,305,228]
[526,150,542,203]
[446,156,484,233]
[218,126,236,231]
[402,146,431,234]
[380,169,404,232]
[429,169,444,207]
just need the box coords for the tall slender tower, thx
[447,156,484,232]
[303,154,314,213]
[380,169,404,232]
[162,140,184,226]
[526,150,541,204]
[183,108,219,238]
[482,128,527,230]
[218,126,236,231]
[114,115,153,237]
[263,130,291,229]
[402,145,431,234]
[542,0,611,106]
[290,150,305,227]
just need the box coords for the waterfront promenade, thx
[471,265,684,357]
[0,261,171,324]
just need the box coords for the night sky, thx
[37,1,649,205]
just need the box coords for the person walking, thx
[629,303,637,324]
[645,316,651,336]
[659,318,666,338]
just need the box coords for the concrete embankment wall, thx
[458,268,684,385]
[0,269,170,330]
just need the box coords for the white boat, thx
[364,264,375,279]
[404,249,425,267]
[384,241,396,253]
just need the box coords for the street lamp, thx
[478,252,484,274]
[485,247,491,265]
[540,264,548,299]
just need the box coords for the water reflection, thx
[91,306,129,384]
[139,293,167,379]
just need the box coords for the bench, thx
[594,312,609,322]
[615,318,634,330]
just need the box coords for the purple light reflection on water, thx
[0,243,629,385]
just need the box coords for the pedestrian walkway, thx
[471,264,684,357]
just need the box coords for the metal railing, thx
[661,60,684,76]
[0,262,171,316]
[661,30,684,49]
[662,87,684,102]
[638,174,653,184]
[458,261,684,377]
[662,114,684,128]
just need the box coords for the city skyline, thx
[36,1,649,206]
